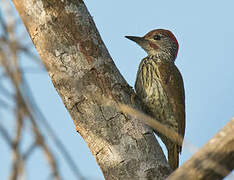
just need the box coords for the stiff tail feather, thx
[168,143,179,171]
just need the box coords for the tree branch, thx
[12,0,170,179]
[168,118,234,180]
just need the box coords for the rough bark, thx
[168,118,234,180]
[12,0,171,179]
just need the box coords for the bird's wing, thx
[155,61,185,140]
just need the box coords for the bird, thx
[125,29,185,170]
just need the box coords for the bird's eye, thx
[153,35,161,40]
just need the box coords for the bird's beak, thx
[125,36,148,47]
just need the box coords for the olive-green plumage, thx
[126,29,185,170]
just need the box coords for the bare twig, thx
[0,121,13,147]
[10,100,24,180]
[22,142,37,161]
[168,118,234,180]
[0,48,62,180]
[119,103,183,146]
[1,8,84,178]
[22,75,85,180]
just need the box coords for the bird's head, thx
[125,29,179,61]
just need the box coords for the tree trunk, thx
[12,0,170,179]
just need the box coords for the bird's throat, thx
[148,52,176,62]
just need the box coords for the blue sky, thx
[1,0,234,179]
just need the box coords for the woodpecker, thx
[125,29,185,170]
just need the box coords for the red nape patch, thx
[156,29,179,57]
[158,29,179,50]
[149,42,158,50]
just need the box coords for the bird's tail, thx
[168,143,179,171]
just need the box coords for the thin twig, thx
[0,121,13,147]
[21,74,86,180]
[0,50,62,180]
